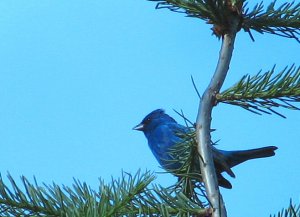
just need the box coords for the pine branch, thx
[0,172,209,217]
[148,1,300,42]
[162,127,208,206]
[148,0,244,37]
[218,65,300,118]
[271,201,300,217]
[148,0,226,22]
[243,1,300,42]
[151,186,211,216]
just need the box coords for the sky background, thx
[0,1,299,216]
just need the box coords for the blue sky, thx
[0,1,299,216]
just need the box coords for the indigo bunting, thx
[133,109,277,188]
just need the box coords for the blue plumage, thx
[133,109,277,188]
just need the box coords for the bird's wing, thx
[167,122,190,132]
[167,123,192,140]
[151,123,189,147]
[146,123,185,168]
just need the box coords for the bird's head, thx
[133,109,176,132]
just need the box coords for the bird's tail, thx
[228,146,278,168]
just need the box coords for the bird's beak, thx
[133,123,144,131]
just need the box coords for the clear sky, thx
[0,1,299,216]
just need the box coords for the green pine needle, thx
[270,201,300,217]
[148,0,300,41]
[0,171,209,217]
[243,1,300,42]
[218,65,300,118]
[148,0,244,37]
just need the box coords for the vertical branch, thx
[195,18,240,217]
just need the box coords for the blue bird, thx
[133,109,277,188]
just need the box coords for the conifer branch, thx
[270,201,300,217]
[0,172,209,217]
[148,0,244,37]
[243,1,300,42]
[218,65,300,117]
[148,0,227,22]
[163,127,208,206]
[148,1,300,41]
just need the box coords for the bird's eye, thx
[144,117,151,124]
